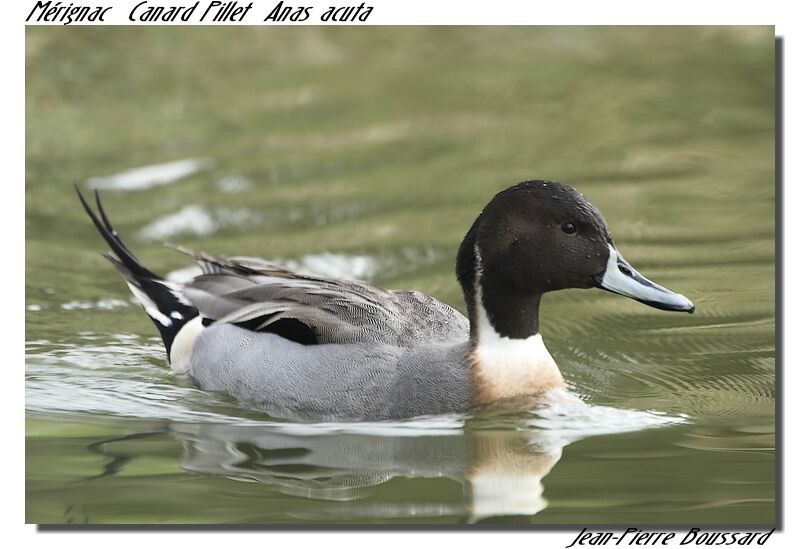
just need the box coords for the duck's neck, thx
[479,283,542,339]
[458,242,565,405]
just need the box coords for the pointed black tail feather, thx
[76,186,198,359]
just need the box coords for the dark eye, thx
[561,222,576,235]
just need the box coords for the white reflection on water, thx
[216,175,252,194]
[60,298,130,311]
[86,158,213,191]
[166,252,379,283]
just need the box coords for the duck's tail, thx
[76,187,199,360]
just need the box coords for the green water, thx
[25,26,776,525]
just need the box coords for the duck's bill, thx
[595,245,695,313]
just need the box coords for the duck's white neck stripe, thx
[473,242,547,353]
[471,244,564,401]
[474,298,556,372]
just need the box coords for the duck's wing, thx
[172,246,468,345]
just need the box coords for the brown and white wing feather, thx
[174,245,469,345]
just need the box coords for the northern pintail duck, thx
[77,180,694,420]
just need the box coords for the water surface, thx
[25,26,775,525]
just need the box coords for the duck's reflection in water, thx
[170,418,568,521]
[85,395,683,521]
